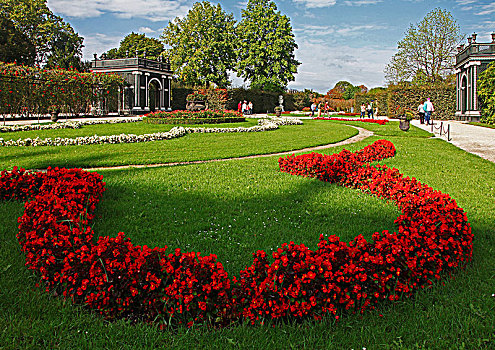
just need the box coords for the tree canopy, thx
[0,0,84,69]
[104,33,164,60]
[236,0,300,92]
[326,81,364,100]
[384,8,463,85]
[0,12,35,65]
[161,1,236,88]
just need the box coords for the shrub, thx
[478,62,495,125]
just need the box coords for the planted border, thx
[313,117,389,125]
[0,140,472,328]
[144,110,245,125]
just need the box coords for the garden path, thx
[411,120,495,163]
[85,126,373,171]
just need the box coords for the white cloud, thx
[292,0,336,9]
[478,3,495,15]
[343,0,383,5]
[295,24,388,37]
[288,38,395,92]
[81,33,123,60]
[138,26,156,34]
[48,0,191,22]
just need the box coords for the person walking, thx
[424,98,434,125]
[324,101,329,116]
[317,102,322,118]
[311,102,316,117]
[360,104,366,118]
[237,101,242,113]
[242,100,247,115]
[417,102,425,124]
[367,102,373,119]
[248,101,253,115]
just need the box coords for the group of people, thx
[237,100,254,115]
[360,102,375,119]
[310,101,331,117]
[417,98,435,125]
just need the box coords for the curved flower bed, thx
[314,117,389,125]
[0,121,287,147]
[1,140,472,328]
[0,118,143,133]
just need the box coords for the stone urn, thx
[399,118,410,131]
[274,107,282,117]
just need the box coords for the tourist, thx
[360,104,366,118]
[324,101,329,116]
[248,101,253,115]
[310,102,316,117]
[424,98,434,125]
[242,100,247,115]
[237,101,242,113]
[417,102,425,124]
[367,102,373,119]
[317,101,322,118]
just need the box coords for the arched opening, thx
[148,80,160,112]
[461,75,467,113]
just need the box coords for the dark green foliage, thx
[104,32,164,60]
[478,62,495,125]
[1,0,84,69]
[0,13,35,65]
[226,88,296,113]
[355,90,388,116]
[171,87,194,110]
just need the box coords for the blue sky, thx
[47,0,495,93]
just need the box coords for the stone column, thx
[132,71,142,111]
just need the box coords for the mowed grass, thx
[1,120,494,349]
[0,120,357,170]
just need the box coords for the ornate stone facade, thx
[91,56,173,115]
[455,32,495,121]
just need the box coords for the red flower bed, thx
[314,117,388,125]
[0,140,472,328]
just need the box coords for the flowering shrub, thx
[1,139,472,328]
[314,117,389,125]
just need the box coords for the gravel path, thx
[85,126,373,171]
[411,120,495,163]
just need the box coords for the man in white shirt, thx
[424,98,434,125]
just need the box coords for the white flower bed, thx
[258,117,303,126]
[0,118,143,133]
[0,118,303,147]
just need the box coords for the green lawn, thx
[0,120,357,170]
[1,120,494,349]
[468,121,495,129]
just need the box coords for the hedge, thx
[355,91,388,117]
[226,88,296,113]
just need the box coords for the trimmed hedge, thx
[171,87,194,110]
[355,85,455,120]
[387,85,455,120]
[227,88,296,113]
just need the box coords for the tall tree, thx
[236,0,300,92]
[161,1,236,88]
[0,12,36,65]
[104,33,164,60]
[1,0,84,69]
[384,8,464,85]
